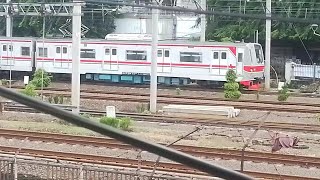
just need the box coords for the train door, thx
[0,43,14,66]
[157,49,171,73]
[102,47,118,71]
[236,48,244,75]
[211,50,229,75]
[54,45,69,68]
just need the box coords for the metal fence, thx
[0,154,215,180]
[285,62,320,83]
[292,64,320,79]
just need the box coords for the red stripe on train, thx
[243,65,264,72]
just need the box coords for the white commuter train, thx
[0,35,265,89]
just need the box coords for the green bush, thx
[224,70,241,100]
[99,116,133,131]
[119,117,132,131]
[30,69,52,88]
[53,96,59,104]
[21,84,38,97]
[224,90,241,99]
[278,84,290,101]
[100,117,119,128]
[59,95,64,104]
[224,82,239,91]
[48,96,53,103]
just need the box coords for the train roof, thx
[0,36,260,47]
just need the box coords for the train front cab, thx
[239,43,265,90]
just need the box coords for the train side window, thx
[165,50,170,57]
[238,53,243,62]
[63,47,67,54]
[180,52,202,63]
[38,47,48,57]
[112,49,117,55]
[80,49,96,58]
[21,47,30,56]
[56,47,61,53]
[126,50,147,61]
[221,52,227,59]
[3,45,6,51]
[213,52,219,59]
[157,50,162,57]
[105,49,110,55]
[9,45,12,51]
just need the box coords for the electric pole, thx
[265,0,271,90]
[200,0,206,42]
[6,0,12,37]
[72,1,82,114]
[150,1,159,113]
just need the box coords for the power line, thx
[85,0,320,24]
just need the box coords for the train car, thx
[0,35,265,90]
[34,37,264,89]
[0,37,35,73]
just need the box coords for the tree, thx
[205,0,320,43]
[1,0,118,38]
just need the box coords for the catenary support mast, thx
[265,0,271,90]
[150,1,160,113]
[71,1,82,114]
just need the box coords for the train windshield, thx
[254,44,264,64]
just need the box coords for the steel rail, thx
[35,90,320,114]
[0,86,253,180]
[7,83,320,98]
[0,128,319,169]
[4,105,320,134]
[9,86,320,107]
[0,145,317,180]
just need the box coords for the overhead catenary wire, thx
[85,0,320,24]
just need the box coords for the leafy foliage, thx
[53,95,59,104]
[2,0,118,38]
[119,117,132,131]
[30,69,52,88]
[99,116,133,131]
[205,0,320,42]
[278,84,290,101]
[100,117,119,128]
[224,70,241,100]
[21,84,37,97]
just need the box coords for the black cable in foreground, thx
[0,87,255,180]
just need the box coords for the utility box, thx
[106,106,116,118]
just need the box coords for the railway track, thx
[23,81,320,98]
[0,128,319,170]
[4,104,320,134]
[0,145,317,180]
[9,86,318,113]
[11,85,320,107]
